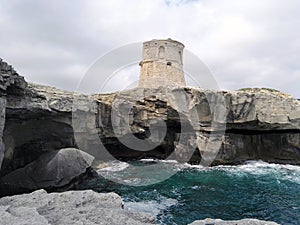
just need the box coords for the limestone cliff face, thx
[1,83,76,175]
[0,59,300,180]
[0,59,27,171]
[93,87,300,165]
[0,60,98,196]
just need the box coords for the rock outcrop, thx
[0,59,27,95]
[0,189,155,225]
[188,218,279,225]
[92,87,300,165]
[0,59,27,170]
[1,83,76,174]
[0,148,95,196]
[0,58,300,194]
[0,60,95,196]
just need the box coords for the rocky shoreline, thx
[0,189,279,225]
[0,189,156,225]
[0,58,298,224]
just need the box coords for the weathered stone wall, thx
[139,39,186,88]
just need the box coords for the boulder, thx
[0,189,155,225]
[0,148,95,196]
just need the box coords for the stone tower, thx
[138,38,186,88]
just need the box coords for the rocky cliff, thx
[0,60,95,196]
[0,59,300,194]
[0,58,27,173]
[92,87,300,166]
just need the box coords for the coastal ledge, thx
[0,189,279,225]
[0,58,300,195]
[2,82,300,167]
[0,189,156,225]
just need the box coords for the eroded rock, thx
[0,189,155,225]
[0,58,299,195]
[0,148,95,196]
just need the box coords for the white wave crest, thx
[97,159,300,185]
[97,161,129,172]
[213,160,300,184]
[125,195,178,217]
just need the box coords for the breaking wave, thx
[78,160,300,225]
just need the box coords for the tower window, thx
[158,46,165,59]
[167,62,172,66]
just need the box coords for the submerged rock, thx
[0,189,155,225]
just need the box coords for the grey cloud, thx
[0,0,299,98]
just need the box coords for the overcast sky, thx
[0,0,299,97]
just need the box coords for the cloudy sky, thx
[0,0,299,97]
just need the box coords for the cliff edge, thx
[0,58,299,195]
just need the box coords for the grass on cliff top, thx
[238,87,292,98]
[238,87,280,92]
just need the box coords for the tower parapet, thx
[138,38,186,88]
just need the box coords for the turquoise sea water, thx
[77,160,300,225]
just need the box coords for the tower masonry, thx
[138,38,186,88]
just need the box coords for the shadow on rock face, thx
[0,148,96,197]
